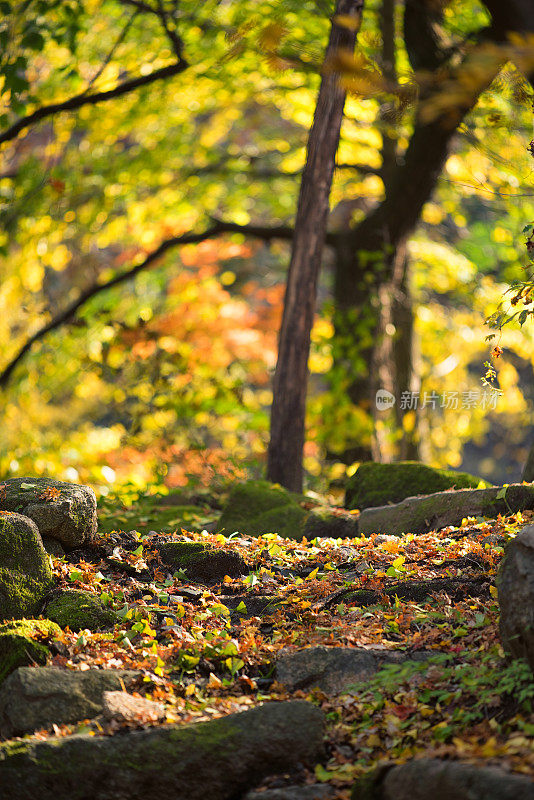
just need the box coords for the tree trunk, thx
[329,0,502,466]
[267,0,364,492]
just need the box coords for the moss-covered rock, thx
[44,589,119,631]
[302,507,359,539]
[0,477,97,549]
[155,541,247,584]
[0,619,61,685]
[218,480,307,540]
[345,461,486,511]
[0,700,324,800]
[357,482,534,537]
[0,512,53,620]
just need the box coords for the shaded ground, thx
[12,487,534,796]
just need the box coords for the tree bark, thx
[267,0,364,491]
[330,0,502,464]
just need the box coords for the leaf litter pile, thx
[28,490,534,796]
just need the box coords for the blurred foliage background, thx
[1,0,534,495]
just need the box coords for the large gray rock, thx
[0,512,53,620]
[0,477,97,549]
[244,787,335,800]
[352,758,534,800]
[358,483,534,536]
[0,667,140,737]
[498,524,534,667]
[0,700,324,800]
[276,646,430,694]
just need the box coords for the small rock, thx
[0,477,97,549]
[244,787,335,800]
[0,700,324,800]
[0,512,53,620]
[0,619,62,684]
[276,646,429,694]
[102,691,165,724]
[43,589,120,631]
[155,541,247,584]
[0,666,140,737]
[498,524,534,668]
[351,758,534,800]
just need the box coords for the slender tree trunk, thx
[267,0,364,491]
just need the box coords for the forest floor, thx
[42,488,534,796]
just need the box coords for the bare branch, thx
[0,60,187,148]
[0,218,327,388]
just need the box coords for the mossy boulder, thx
[0,512,53,620]
[0,619,62,685]
[0,477,97,549]
[218,480,307,540]
[155,541,247,584]
[0,700,324,800]
[302,507,359,539]
[44,589,119,631]
[345,461,486,511]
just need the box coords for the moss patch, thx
[0,618,61,684]
[0,512,53,620]
[155,542,247,584]
[44,589,119,631]
[218,480,308,539]
[345,461,487,511]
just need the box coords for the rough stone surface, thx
[102,691,165,724]
[244,787,335,800]
[357,483,534,537]
[0,511,53,620]
[0,477,97,548]
[0,666,140,737]
[0,700,324,800]
[498,524,534,666]
[155,541,248,584]
[42,537,65,557]
[302,507,359,539]
[0,619,62,685]
[276,646,430,694]
[351,758,534,800]
[218,480,307,539]
[345,461,485,511]
[44,589,120,631]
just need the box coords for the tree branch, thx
[0,60,188,147]
[0,218,314,388]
